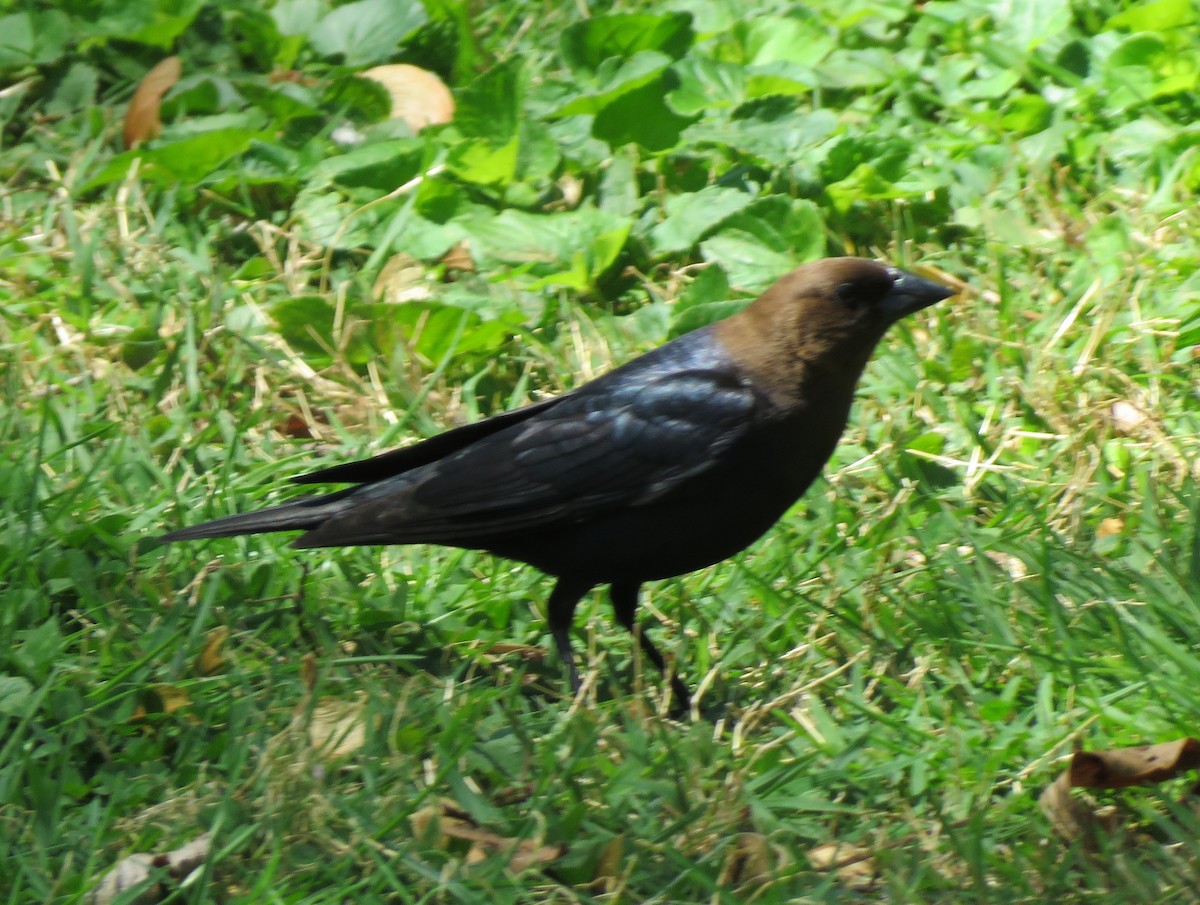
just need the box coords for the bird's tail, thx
[159,489,357,543]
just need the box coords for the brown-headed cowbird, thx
[162,257,955,708]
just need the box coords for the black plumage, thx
[162,257,956,708]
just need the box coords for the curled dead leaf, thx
[723,832,786,888]
[134,684,192,721]
[1069,738,1200,789]
[193,626,229,676]
[808,841,877,891]
[124,57,182,149]
[1040,738,1200,844]
[304,692,369,760]
[408,799,565,873]
[373,253,431,303]
[441,241,476,274]
[360,64,454,132]
[90,833,210,905]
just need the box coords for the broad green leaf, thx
[447,137,520,187]
[555,52,672,117]
[648,186,754,255]
[311,0,427,66]
[667,57,746,115]
[991,0,1071,51]
[670,299,748,337]
[593,77,695,152]
[460,207,631,288]
[1106,0,1196,32]
[308,139,425,191]
[561,12,693,74]
[740,15,834,68]
[455,59,523,145]
[699,197,824,290]
[80,128,261,191]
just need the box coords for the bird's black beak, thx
[880,268,956,320]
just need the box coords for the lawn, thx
[2,0,1198,901]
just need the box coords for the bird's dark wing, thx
[294,367,756,547]
[292,396,563,485]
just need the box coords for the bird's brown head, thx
[714,257,956,408]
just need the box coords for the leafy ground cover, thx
[2,0,1198,901]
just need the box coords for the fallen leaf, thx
[300,652,318,692]
[193,626,228,676]
[808,841,876,891]
[1109,400,1147,433]
[723,832,780,887]
[124,57,182,149]
[1069,738,1200,788]
[590,834,625,891]
[1040,738,1200,844]
[360,64,454,132]
[441,241,476,274]
[90,833,210,905]
[277,413,314,439]
[305,693,369,759]
[408,799,565,873]
[373,253,431,303]
[485,641,546,663]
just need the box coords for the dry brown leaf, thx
[591,834,625,891]
[300,652,318,692]
[441,241,476,274]
[192,626,228,676]
[808,842,877,891]
[149,684,191,716]
[1096,517,1125,539]
[1040,738,1200,843]
[305,693,369,759]
[90,833,210,905]
[1038,772,1110,843]
[485,641,546,663]
[360,64,454,132]
[722,832,780,887]
[1069,738,1200,788]
[277,413,315,439]
[124,57,182,149]
[408,799,565,873]
[373,252,431,303]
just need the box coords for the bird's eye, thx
[835,282,859,304]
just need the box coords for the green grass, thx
[2,0,1200,901]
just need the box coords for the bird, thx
[161,257,956,710]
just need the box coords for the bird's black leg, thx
[609,582,691,713]
[546,578,594,694]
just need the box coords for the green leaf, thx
[1000,93,1052,135]
[593,76,695,153]
[555,52,673,117]
[311,0,428,66]
[667,57,746,115]
[1106,0,1196,32]
[0,676,35,718]
[460,207,631,289]
[309,139,425,191]
[670,299,748,337]
[699,197,824,291]
[80,128,261,191]
[561,12,693,74]
[740,15,834,68]
[648,187,755,255]
[455,59,523,145]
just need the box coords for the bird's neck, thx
[714,310,884,412]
